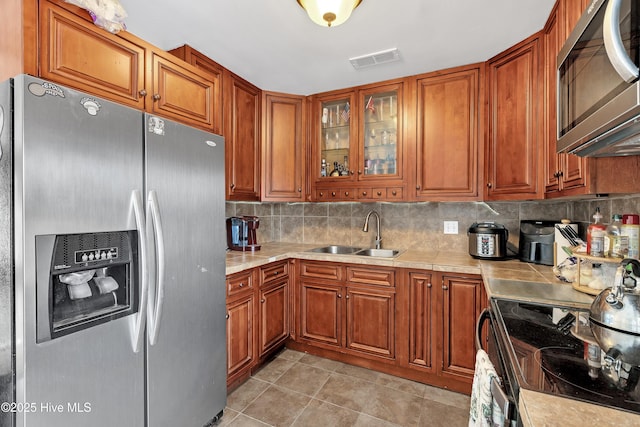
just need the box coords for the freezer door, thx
[14,75,145,427]
[144,115,226,427]
[0,78,14,427]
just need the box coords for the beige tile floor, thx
[219,349,471,427]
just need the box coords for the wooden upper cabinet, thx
[38,1,218,132]
[544,0,590,196]
[261,92,306,202]
[168,45,223,134]
[413,64,483,201]
[486,32,543,200]
[39,1,146,109]
[149,51,217,131]
[224,71,261,200]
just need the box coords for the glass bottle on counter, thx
[587,207,606,257]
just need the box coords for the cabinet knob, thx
[230,183,236,190]
[319,192,324,197]
[362,191,367,196]
[392,190,397,196]
[416,185,421,190]
[239,282,244,287]
[138,89,147,97]
[357,170,362,175]
[350,170,355,175]
[376,191,382,196]
[298,187,302,192]
[344,191,349,196]
[273,271,279,275]
[558,171,564,177]
[486,183,492,188]
[337,293,342,298]
[331,192,337,197]
[225,313,230,320]
[152,93,161,101]
[427,282,432,288]
[346,294,350,299]
[442,285,449,290]
[261,299,265,303]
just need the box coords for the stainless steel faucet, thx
[363,210,382,249]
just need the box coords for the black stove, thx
[492,298,640,415]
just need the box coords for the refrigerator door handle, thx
[147,190,165,346]
[131,189,148,353]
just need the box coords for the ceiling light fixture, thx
[297,0,363,28]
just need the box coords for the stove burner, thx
[495,299,640,415]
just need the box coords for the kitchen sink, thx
[309,245,364,255]
[354,248,401,258]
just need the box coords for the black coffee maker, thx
[226,216,261,251]
[518,220,556,266]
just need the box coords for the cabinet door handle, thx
[230,183,236,190]
[345,294,349,299]
[357,170,362,175]
[427,282,432,288]
[443,285,449,290]
[344,191,349,196]
[362,191,367,196]
[350,170,355,175]
[331,192,337,197]
[416,185,421,190]
[319,192,324,197]
[558,171,564,177]
[152,93,161,101]
[261,299,265,303]
[337,293,342,298]
[298,187,302,192]
[486,183,492,188]
[239,282,244,288]
[138,89,147,97]
[392,190,397,196]
[225,313,230,320]
[376,191,382,196]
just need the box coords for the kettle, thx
[589,259,640,366]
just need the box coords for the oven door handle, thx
[491,377,514,427]
[603,0,639,82]
[476,307,491,351]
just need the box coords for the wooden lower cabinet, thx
[407,270,436,373]
[441,274,486,382]
[297,261,396,361]
[259,277,290,356]
[346,286,395,358]
[226,261,290,389]
[226,292,256,387]
[292,261,484,394]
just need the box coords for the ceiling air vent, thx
[349,48,400,70]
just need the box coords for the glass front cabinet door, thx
[359,84,402,180]
[312,82,403,201]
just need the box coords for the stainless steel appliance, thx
[557,0,640,157]
[589,259,640,366]
[467,222,509,260]
[0,75,226,427]
[518,220,556,266]
[478,298,640,427]
[226,216,261,251]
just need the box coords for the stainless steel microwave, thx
[557,0,640,157]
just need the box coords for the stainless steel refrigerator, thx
[0,75,226,427]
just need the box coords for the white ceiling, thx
[122,0,556,95]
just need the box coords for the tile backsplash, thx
[226,195,640,253]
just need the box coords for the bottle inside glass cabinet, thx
[320,99,350,178]
[363,91,397,176]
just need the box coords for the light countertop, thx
[225,242,639,426]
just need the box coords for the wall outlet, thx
[443,221,458,234]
